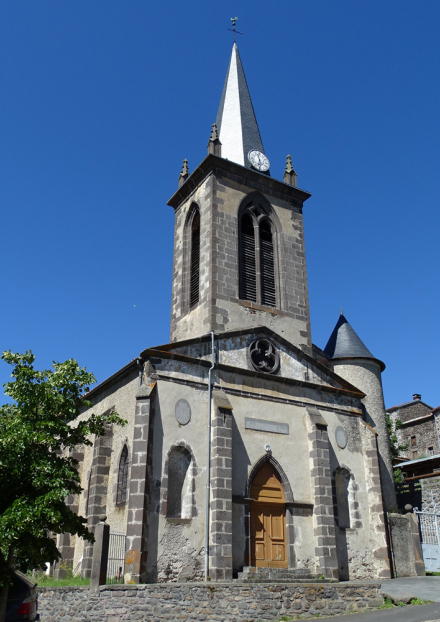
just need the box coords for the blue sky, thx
[1,1,439,409]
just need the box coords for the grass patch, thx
[36,574,90,587]
[409,598,434,605]
[427,571,440,576]
[378,597,394,609]
[379,596,433,610]
[29,570,90,588]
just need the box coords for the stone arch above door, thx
[246,453,294,503]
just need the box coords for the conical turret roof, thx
[216,43,267,170]
[324,313,384,370]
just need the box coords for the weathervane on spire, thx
[228,17,243,42]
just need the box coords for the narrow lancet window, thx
[116,445,129,506]
[239,213,257,302]
[190,211,200,307]
[260,219,275,307]
[167,447,192,519]
[85,470,92,517]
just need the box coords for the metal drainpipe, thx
[204,332,215,582]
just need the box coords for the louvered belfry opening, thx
[239,213,257,302]
[259,219,276,307]
[190,211,200,307]
[239,204,276,307]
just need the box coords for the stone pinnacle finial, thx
[210,123,219,141]
[283,155,297,187]
[207,123,222,156]
[178,159,189,187]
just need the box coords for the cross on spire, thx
[228,17,243,43]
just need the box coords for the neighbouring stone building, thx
[57,42,396,584]
[387,395,440,461]
[387,396,440,513]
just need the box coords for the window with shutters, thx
[260,219,276,307]
[116,445,129,506]
[239,201,277,307]
[240,214,257,302]
[189,208,200,308]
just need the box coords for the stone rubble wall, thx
[396,476,440,513]
[37,582,383,622]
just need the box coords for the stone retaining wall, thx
[37,582,383,622]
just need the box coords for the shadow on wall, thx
[145,391,163,583]
[232,416,251,573]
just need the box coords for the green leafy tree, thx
[386,414,409,484]
[0,351,125,621]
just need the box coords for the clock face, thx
[248,150,270,172]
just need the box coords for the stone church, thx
[61,42,396,583]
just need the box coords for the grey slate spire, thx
[215,43,267,170]
[324,313,384,368]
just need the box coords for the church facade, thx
[61,43,395,583]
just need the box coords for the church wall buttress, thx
[124,382,156,584]
[82,425,114,578]
[209,395,233,580]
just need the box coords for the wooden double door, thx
[250,463,287,568]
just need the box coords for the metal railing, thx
[414,508,440,572]
[106,531,126,584]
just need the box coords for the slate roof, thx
[386,399,433,413]
[323,313,384,370]
[216,43,268,172]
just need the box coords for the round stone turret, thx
[324,313,397,510]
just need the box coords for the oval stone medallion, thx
[175,399,191,425]
[335,426,348,449]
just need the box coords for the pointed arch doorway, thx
[250,462,287,568]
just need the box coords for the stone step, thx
[235,578,333,584]
[236,567,325,583]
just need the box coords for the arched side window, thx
[239,200,277,307]
[190,210,200,307]
[85,470,92,517]
[116,445,129,506]
[167,446,192,519]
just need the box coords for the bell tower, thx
[168,43,313,355]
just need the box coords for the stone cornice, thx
[167,154,311,210]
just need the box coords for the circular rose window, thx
[248,338,280,375]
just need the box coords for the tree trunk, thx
[0,546,14,622]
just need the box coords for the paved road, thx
[315,577,440,622]
[315,602,440,622]
[380,576,440,603]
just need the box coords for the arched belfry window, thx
[240,214,257,302]
[190,209,200,307]
[259,219,276,307]
[116,445,129,506]
[239,199,277,307]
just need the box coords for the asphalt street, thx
[315,602,440,622]
[315,577,440,622]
